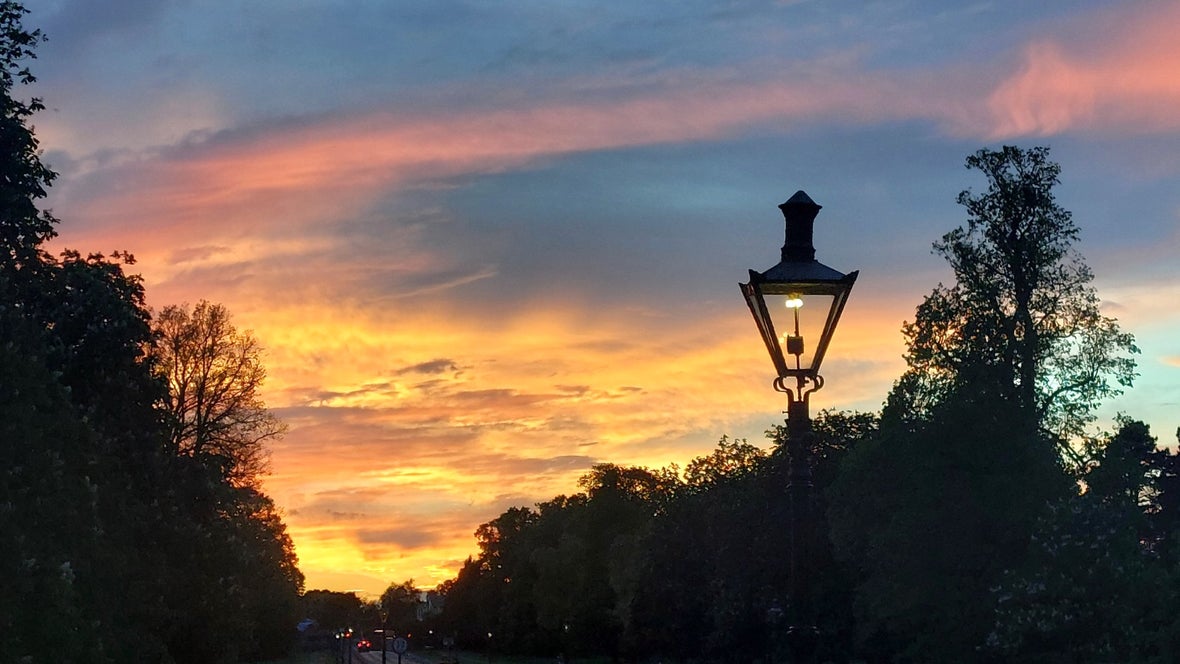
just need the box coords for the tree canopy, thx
[898,146,1137,446]
[426,415,871,663]
[154,300,286,486]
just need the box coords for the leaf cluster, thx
[986,423,1180,663]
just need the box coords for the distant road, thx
[351,648,434,664]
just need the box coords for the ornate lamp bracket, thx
[773,373,824,407]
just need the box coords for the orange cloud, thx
[243,291,906,594]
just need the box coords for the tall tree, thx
[154,300,285,485]
[0,342,105,663]
[0,7,165,660]
[828,146,1135,661]
[898,145,1137,447]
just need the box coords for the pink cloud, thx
[49,64,929,253]
[986,4,1180,137]
[54,52,1160,280]
[44,4,1180,271]
[49,69,931,319]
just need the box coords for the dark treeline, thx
[0,4,302,662]
[421,419,1180,663]
[431,424,869,662]
[415,146,1179,663]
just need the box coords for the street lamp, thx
[740,190,857,662]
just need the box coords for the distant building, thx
[417,590,444,621]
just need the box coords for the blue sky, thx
[25,0,1180,595]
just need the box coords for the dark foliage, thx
[985,421,1180,663]
[0,5,303,661]
[433,413,873,663]
[829,389,1069,662]
[824,146,1143,662]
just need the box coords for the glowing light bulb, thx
[783,293,804,363]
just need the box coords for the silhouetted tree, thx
[154,300,286,485]
[0,342,105,662]
[301,590,370,633]
[683,435,765,488]
[432,421,878,663]
[1148,433,1180,563]
[0,8,171,659]
[831,392,1068,662]
[0,8,305,660]
[228,488,305,661]
[897,145,1137,449]
[622,416,872,663]
[829,146,1134,662]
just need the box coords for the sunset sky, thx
[27,1,1180,596]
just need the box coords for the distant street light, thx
[740,191,858,662]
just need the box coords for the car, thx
[356,639,372,652]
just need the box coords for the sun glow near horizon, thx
[239,288,908,594]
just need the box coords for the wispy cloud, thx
[985,4,1180,137]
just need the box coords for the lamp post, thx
[740,191,857,662]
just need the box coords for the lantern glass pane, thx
[763,291,835,374]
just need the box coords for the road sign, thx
[392,637,408,654]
